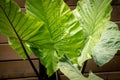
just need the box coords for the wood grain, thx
[14,0,78,8]
[0,35,8,43]
[64,0,78,6]
[112,0,120,5]
[14,0,25,8]
[111,6,120,21]
[0,45,37,61]
[85,56,120,73]
[60,71,120,80]
[7,77,38,80]
[0,60,39,79]
[14,0,120,7]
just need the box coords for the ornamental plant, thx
[0,0,120,80]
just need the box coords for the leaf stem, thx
[0,6,41,80]
[81,60,88,74]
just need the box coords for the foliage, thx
[58,54,103,80]
[73,0,112,66]
[0,0,120,79]
[26,0,86,76]
[0,0,47,59]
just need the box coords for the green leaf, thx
[0,0,49,59]
[58,55,103,80]
[31,47,59,76]
[74,0,112,66]
[26,0,86,76]
[88,72,103,80]
[92,22,120,66]
[58,55,88,80]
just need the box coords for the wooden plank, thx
[111,6,120,21]
[0,45,37,61]
[14,0,78,8]
[60,71,120,80]
[0,60,39,79]
[14,0,26,8]
[85,56,120,73]
[7,77,38,80]
[84,71,120,80]
[14,0,120,7]
[107,72,120,80]
[112,0,120,5]
[64,0,78,6]
[59,75,69,80]
[0,35,8,43]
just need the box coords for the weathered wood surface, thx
[0,45,37,61]
[7,77,38,80]
[14,0,120,7]
[85,56,120,73]
[0,60,39,79]
[112,0,120,5]
[59,71,120,80]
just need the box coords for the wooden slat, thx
[85,56,120,73]
[14,0,120,8]
[14,0,26,8]
[0,60,39,79]
[112,0,120,5]
[14,0,78,8]
[64,0,78,6]
[7,77,38,80]
[107,72,120,80]
[59,75,69,80]
[111,6,120,21]
[84,71,120,80]
[60,71,120,80]
[0,45,37,61]
[0,35,8,43]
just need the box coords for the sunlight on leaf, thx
[74,0,112,66]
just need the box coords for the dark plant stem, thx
[40,62,58,80]
[20,44,41,80]
[1,6,41,80]
[56,71,61,80]
[40,63,48,80]
[81,60,88,74]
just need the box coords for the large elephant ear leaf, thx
[73,0,112,66]
[58,55,103,80]
[0,0,49,59]
[26,0,86,76]
[92,22,120,66]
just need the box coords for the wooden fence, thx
[0,0,120,80]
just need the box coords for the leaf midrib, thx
[0,5,28,56]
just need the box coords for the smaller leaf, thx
[92,22,120,66]
[58,54,88,80]
[58,55,103,80]
[88,72,103,80]
[74,0,112,66]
